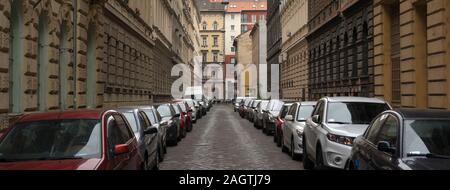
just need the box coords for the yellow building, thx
[198,0,225,64]
[373,0,450,109]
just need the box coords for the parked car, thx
[234,97,245,112]
[175,101,193,132]
[172,103,187,139]
[199,101,207,116]
[262,100,284,135]
[303,97,391,170]
[248,100,262,122]
[138,106,168,161]
[349,109,450,170]
[274,103,293,147]
[0,110,145,170]
[156,103,181,146]
[281,102,316,160]
[117,107,160,170]
[239,98,255,118]
[254,100,270,129]
[194,100,203,119]
[184,99,198,123]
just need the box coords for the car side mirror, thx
[285,115,294,121]
[377,141,395,154]
[144,126,158,135]
[188,109,193,113]
[114,144,130,155]
[174,113,181,117]
[312,115,320,123]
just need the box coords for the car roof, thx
[325,96,386,103]
[16,109,109,123]
[300,101,317,106]
[395,108,450,119]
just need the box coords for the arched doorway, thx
[10,0,24,113]
[86,23,97,108]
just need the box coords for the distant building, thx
[250,20,267,98]
[267,0,282,95]
[233,30,253,97]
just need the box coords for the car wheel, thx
[281,135,288,153]
[302,136,314,170]
[153,151,160,171]
[291,136,300,160]
[273,131,277,143]
[158,144,165,162]
[277,132,282,147]
[315,145,326,170]
[262,122,267,134]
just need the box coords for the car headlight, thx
[327,133,354,146]
[296,128,303,137]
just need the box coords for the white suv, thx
[303,97,391,170]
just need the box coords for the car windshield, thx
[252,101,260,107]
[144,110,157,125]
[0,119,101,162]
[157,105,173,117]
[179,103,187,112]
[260,101,269,110]
[185,100,194,107]
[280,105,291,119]
[173,105,181,114]
[272,101,284,112]
[403,120,450,157]
[122,112,138,133]
[297,105,315,122]
[327,102,389,124]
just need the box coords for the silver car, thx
[254,100,269,128]
[248,100,262,122]
[281,102,316,160]
[303,97,392,170]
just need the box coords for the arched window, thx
[10,0,24,113]
[352,27,358,78]
[213,21,218,30]
[86,23,97,108]
[58,21,69,110]
[38,11,50,111]
[202,22,207,30]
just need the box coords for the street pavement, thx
[160,104,303,170]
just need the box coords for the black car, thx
[349,109,450,170]
[262,100,284,135]
[156,103,181,146]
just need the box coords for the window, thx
[231,14,235,20]
[113,114,134,141]
[260,15,265,21]
[213,36,218,47]
[375,115,399,151]
[231,58,236,64]
[202,22,207,30]
[241,25,248,33]
[202,52,207,62]
[297,105,315,122]
[231,25,235,31]
[231,47,235,52]
[287,104,298,117]
[252,15,257,23]
[213,52,218,62]
[144,110,157,125]
[138,111,151,130]
[326,102,390,125]
[365,114,387,144]
[231,35,235,42]
[213,21,218,30]
[311,101,324,122]
[202,36,207,47]
[242,14,247,23]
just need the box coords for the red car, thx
[274,103,293,147]
[175,101,193,132]
[170,103,187,139]
[0,109,144,170]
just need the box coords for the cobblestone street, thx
[160,104,303,170]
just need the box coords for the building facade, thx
[266,0,282,95]
[198,0,226,65]
[250,20,267,98]
[280,0,308,101]
[373,0,450,109]
[306,0,374,100]
[233,30,253,97]
[0,0,201,127]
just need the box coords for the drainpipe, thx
[73,0,77,109]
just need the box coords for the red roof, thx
[225,1,267,13]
